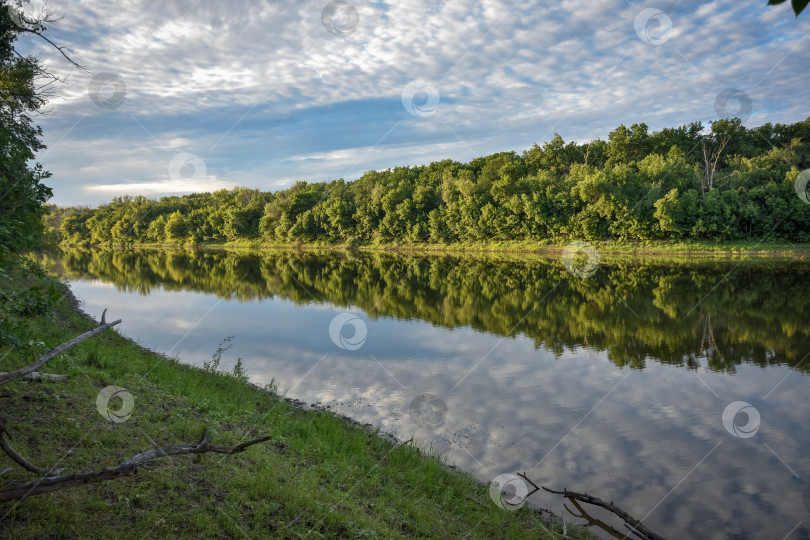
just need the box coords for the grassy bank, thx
[92,238,810,258]
[0,260,584,538]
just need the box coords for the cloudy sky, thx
[17,0,810,205]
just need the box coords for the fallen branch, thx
[0,428,270,503]
[537,480,666,540]
[0,428,45,475]
[0,372,68,382]
[0,309,120,387]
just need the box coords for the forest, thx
[45,118,810,247]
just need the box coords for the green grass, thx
[0,261,587,539]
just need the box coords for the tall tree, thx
[0,1,81,254]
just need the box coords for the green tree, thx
[165,211,189,241]
[0,3,51,252]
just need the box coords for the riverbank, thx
[0,260,585,538]
[70,238,810,258]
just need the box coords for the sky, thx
[15,0,810,206]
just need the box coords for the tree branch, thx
[0,429,271,503]
[539,483,667,540]
[0,309,121,387]
[0,428,45,475]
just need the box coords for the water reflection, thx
[35,248,810,539]
[37,247,810,373]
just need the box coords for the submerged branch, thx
[539,483,666,540]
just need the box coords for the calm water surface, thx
[38,248,810,539]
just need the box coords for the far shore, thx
[54,239,810,259]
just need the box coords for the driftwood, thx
[517,473,666,540]
[0,428,270,503]
[0,309,120,387]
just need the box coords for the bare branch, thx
[0,429,271,503]
[540,484,667,540]
[563,498,634,540]
[0,429,45,475]
[515,471,541,498]
[0,311,121,387]
[18,27,87,71]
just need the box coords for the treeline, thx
[35,248,810,374]
[46,118,810,246]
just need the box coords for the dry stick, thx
[0,429,271,503]
[0,309,121,387]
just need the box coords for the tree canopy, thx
[0,1,53,253]
[48,118,810,246]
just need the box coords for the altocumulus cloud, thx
[17,0,810,205]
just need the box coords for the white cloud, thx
[84,177,236,195]
[18,0,810,205]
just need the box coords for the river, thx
[36,247,810,539]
